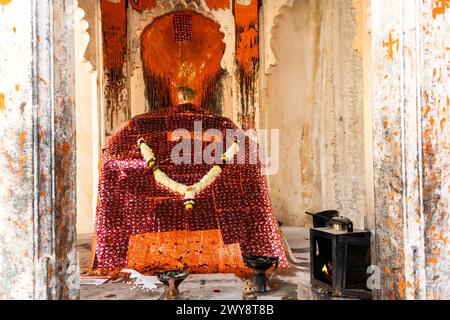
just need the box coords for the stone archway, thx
[263,0,368,230]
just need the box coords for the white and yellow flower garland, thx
[138,138,239,211]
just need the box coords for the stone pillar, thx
[371,0,449,300]
[0,0,79,300]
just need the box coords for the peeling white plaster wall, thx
[0,0,35,299]
[0,0,79,300]
[266,0,322,226]
[265,0,368,228]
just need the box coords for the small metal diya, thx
[244,255,279,293]
[157,270,189,298]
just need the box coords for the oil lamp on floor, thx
[244,255,279,293]
[157,270,189,298]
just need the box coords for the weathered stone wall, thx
[0,0,35,300]
[371,0,450,300]
[0,0,79,299]
[74,2,98,236]
[264,0,367,228]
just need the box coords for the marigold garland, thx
[138,138,239,211]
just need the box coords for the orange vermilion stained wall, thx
[101,0,261,125]
[129,0,157,12]
[205,0,231,10]
[140,11,225,111]
[235,0,259,72]
[101,0,129,132]
[234,0,260,125]
[101,0,127,71]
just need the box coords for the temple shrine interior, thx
[0,0,449,301]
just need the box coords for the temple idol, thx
[93,7,287,273]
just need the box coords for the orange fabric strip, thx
[127,229,250,274]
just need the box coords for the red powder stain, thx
[438,231,448,245]
[0,93,5,111]
[235,0,258,27]
[398,279,406,299]
[423,105,431,117]
[0,0,13,6]
[12,27,16,33]
[206,0,230,10]
[427,257,438,265]
[394,143,399,161]
[19,131,26,143]
[61,143,72,153]
[384,266,391,275]
[432,0,450,19]
[430,116,435,126]
[129,0,156,12]
[387,218,394,230]
[18,131,28,172]
[235,0,259,74]
[441,118,446,130]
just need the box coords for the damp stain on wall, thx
[234,0,260,128]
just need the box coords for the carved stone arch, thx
[130,0,235,76]
[73,0,99,72]
[262,0,296,74]
[263,0,372,74]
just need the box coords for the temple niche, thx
[139,11,226,113]
[101,0,262,138]
[88,0,287,274]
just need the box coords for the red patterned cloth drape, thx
[93,104,287,270]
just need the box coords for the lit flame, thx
[322,264,329,274]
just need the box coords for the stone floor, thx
[79,227,344,300]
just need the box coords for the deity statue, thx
[93,11,286,273]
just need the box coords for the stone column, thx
[371,0,449,300]
[0,0,79,300]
